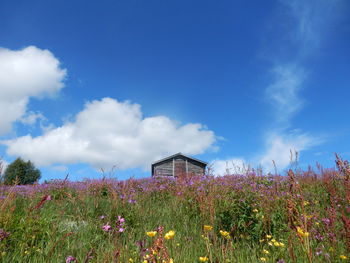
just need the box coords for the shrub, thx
[3,158,41,185]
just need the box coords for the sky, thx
[0,0,349,181]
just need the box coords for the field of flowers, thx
[1,156,350,263]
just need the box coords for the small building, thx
[151,152,207,177]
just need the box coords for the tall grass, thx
[0,156,350,262]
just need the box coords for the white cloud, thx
[20,111,45,126]
[0,46,66,135]
[258,131,321,172]
[211,158,248,176]
[51,165,68,172]
[265,65,305,123]
[281,0,342,50]
[3,97,216,170]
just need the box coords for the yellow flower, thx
[340,255,347,260]
[176,243,180,247]
[146,231,157,237]
[315,222,320,226]
[199,256,209,262]
[24,251,29,255]
[266,234,272,239]
[143,261,147,263]
[296,227,309,237]
[169,259,174,263]
[260,257,267,262]
[268,242,273,246]
[165,230,175,240]
[203,225,213,231]
[262,249,269,254]
[273,241,280,247]
[304,201,309,206]
[129,258,134,262]
[279,242,285,247]
[219,230,230,238]
[253,209,259,213]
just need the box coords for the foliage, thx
[3,158,41,185]
[0,157,350,262]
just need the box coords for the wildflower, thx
[0,229,10,242]
[340,255,347,260]
[102,224,111,232]
[268,242,273,246]
[99,215,106,220]
[199,256,209,262]
[260,257,267,262]
[304,201,309,206]
[266,234,272,239]
[296,227,309,237]
[165,230,175,240]
[66,256,77,263]
[203,225,213,231]
[169,259,174,263]
[176,243,180,247]
[129,258,134,262]
[273,241,281,247]
[253,209,259,213]
[315,222,320,226]
[263,249,269,254]
[219,230,230,238]
[146,231,157,237]
[116,216,125,232]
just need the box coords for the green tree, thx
[4,158,41,185]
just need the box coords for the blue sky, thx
[0,0,349,181]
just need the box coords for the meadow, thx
[1,156,350,263]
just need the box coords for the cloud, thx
[0,46,66,135]
[257,131,321,172]
[281,0,342,50]
[211,158,248,176]
[265,65,305,123]
[3,98,216,170]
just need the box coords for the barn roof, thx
[151,152,208,166]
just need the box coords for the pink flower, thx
[102,224,111,232]
[66,256,76,263]
[117,216,125,223]
[118,227,124,232]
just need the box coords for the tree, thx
[4,158,41,185]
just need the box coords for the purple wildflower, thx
[0,229,10,242]
[102,224,111,232]
[66,256,77,263]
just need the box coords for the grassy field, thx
[1,157,350,262]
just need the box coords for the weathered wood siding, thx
[153,156,206,177]
[187,159,205,175]
[153,160,173,176]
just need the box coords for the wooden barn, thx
[151,152,207,177]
